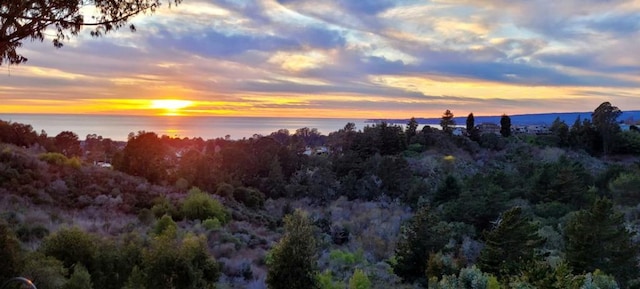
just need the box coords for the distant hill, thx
[367,111,640,126]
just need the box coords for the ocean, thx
[0,114,371,141]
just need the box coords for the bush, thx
[39,152,68,165]
[233,187,265,209]
[153,215,177,238]
[202,218,221,230]
[41,227,97,269]
[63,263,93,289]
[215,183,234,199]
[181,187,229,222]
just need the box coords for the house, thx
[476,123,501,135]
[303,146,329,156]
[525,125,550,135]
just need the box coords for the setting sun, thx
[150,99,193,115]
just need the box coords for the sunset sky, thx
[1,0,640,118]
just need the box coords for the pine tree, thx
[477,207,542,280]
[393,206,448,285]
[440,110,456,135]
[267,210,319,289]
[564,198,639,286]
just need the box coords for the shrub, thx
[41,227,97,269]
[202,218,221,230]
[63,263,93,289]
[153,215,177,238]
[181,187,229,222]
[39,152,68,165]
[150,196,178,219]
[233,187,265,209]
[348,268,371,289]
[215,183,234,199]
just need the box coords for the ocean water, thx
[0,114,371,141]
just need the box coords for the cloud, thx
[2,0,640,117]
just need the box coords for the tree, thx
[550,117,569,146]
[181,187,229,222]
[348,268,371,289]
[477,207,542,281]
[115,131,167,183]
[393,205,448,285]
[267,210,319,289]
[592,102,622,155]
[0,222,22,283]
[564,198,638,285]
[500,114,511,137]
[466,113,475,132]
[0,0,182,66]
[440,110,455,135]
[63,263,93,289]
[54,131,82,157]
[406,117,418,143]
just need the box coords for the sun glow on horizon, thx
[150,99,194,115]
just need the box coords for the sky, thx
[1,0,640,119]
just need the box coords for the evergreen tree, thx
[500,114,511,137]
[477,207,542,281]
[466,113,475,132]
[564,198,638,286]
[393,206,448,285]
[550,117,570,146]
[592,102,622,155]
[440,110,456,135]
[0,222,21,283]
[348,268,371,289]
[433,175,462,205]
[63,264,93,289]
[407,117,419,144]
[267,210,319,289]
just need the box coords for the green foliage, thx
[608,172,640,204]
[63,263,93,289]
[267,210,319,289]
[41,227,97,270]
[116,131,168,183]
[39,152,68,165]
[434,175,462,204]
[215,182,234,198]
[429,266,496,289]
[181,187,229,222]
[233,186,265,209]
[142,234,219,289]
[153,214,178,237]
[478,207,542,281]
[318,270,345,289]
[0,221,22,282]
[564,198,639,286]
[581,270,619,289]
[21,252,68,289]
[122,266,146,289]
[202,218,221,230]
[329,249,365,266]
[393,206,448,285]
[150,196,178,218]
[349,268,371,289]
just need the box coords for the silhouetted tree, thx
[592,102,621,155]
[466,113,475,131]
[115,131,168,183]
[500,114,511,137]
[55,131,82,157]
[1,0,182,65]
[440,110,455,135]
[407,117,419,143]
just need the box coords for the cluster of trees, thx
[2,101,640,288]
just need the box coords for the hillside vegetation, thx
[2,102,640,289]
